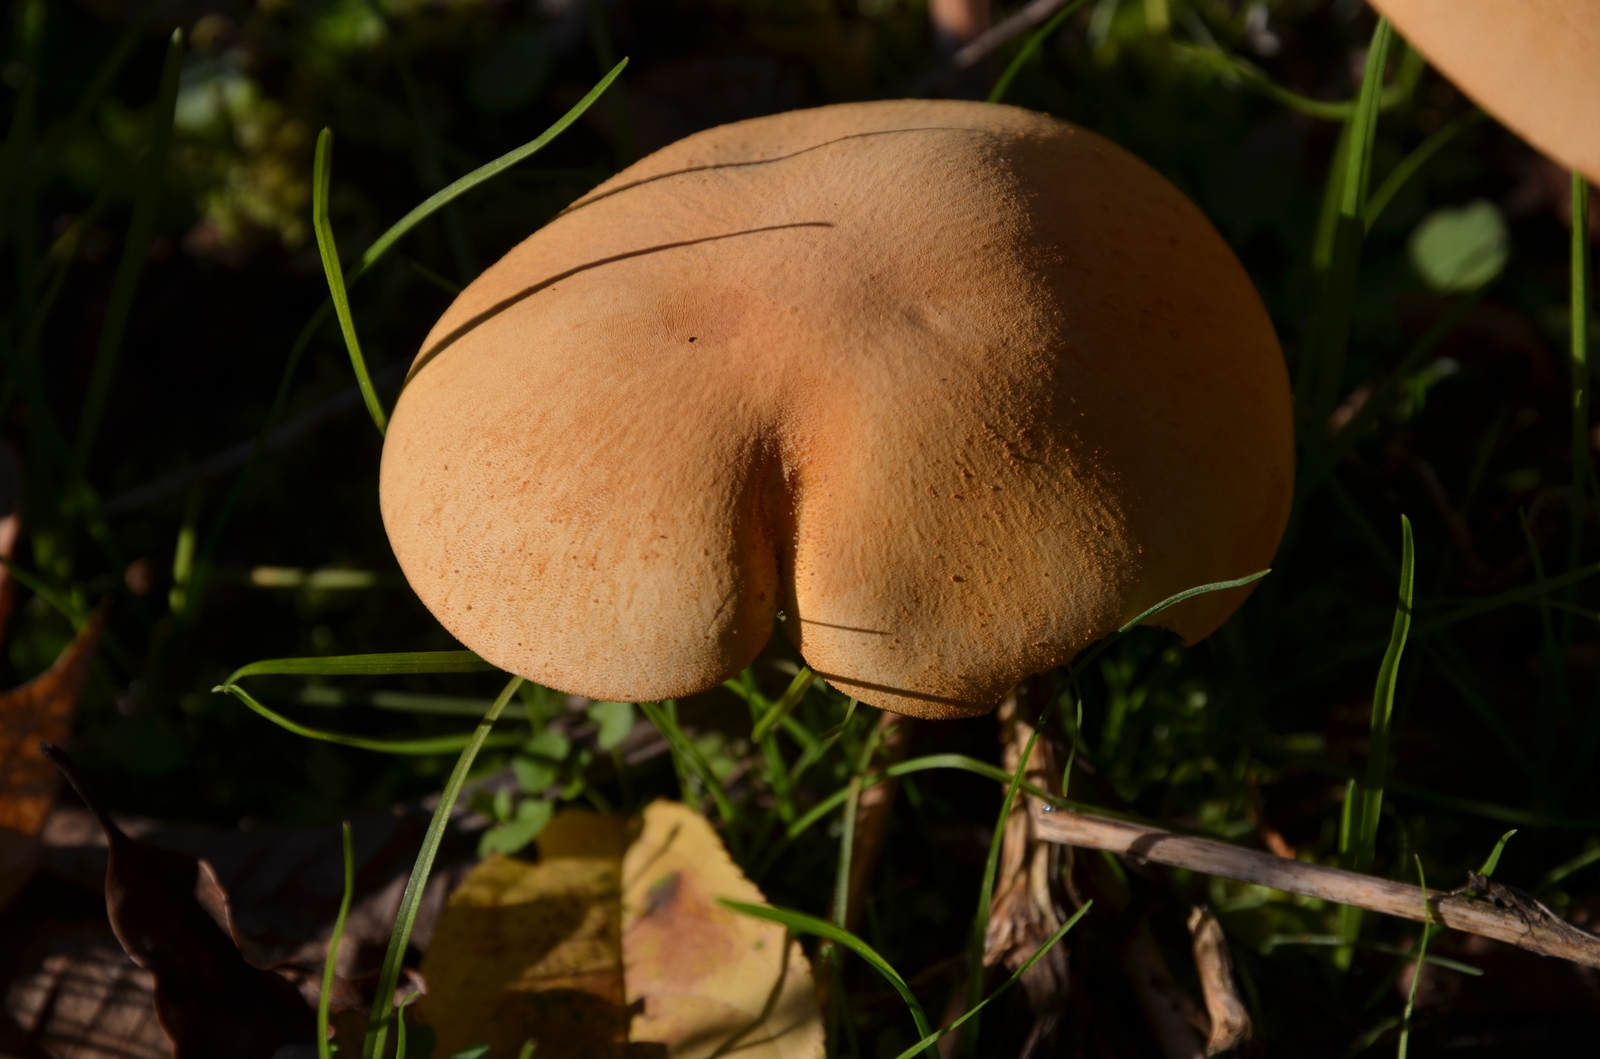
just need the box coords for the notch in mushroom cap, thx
[1369,0,1600,186]
[379,100,1294,720]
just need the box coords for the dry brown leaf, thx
[0,610,104,912]
[44,745,318,1058]
[417,800,823,1059]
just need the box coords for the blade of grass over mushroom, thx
[363,676,523,1059]
[964,726,1041,1052]
[892,902,1092,1059]
[216,682,521,755]
[70,28,183,480]
[318,821,354,1059]
[222,650,495,685]
[750,667,817,742]
[313,128,388,435]
[719,901,936,1053]
[1068,569,1269,678]
[351,58,627,280]
[986,0,1090,104]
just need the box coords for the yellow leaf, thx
[417,811,630,1058]
[416,800,822,1059]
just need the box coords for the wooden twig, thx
[1033,806,1600,969]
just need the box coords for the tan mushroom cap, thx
[1370,0,1600,185]
[379,100,1293,720]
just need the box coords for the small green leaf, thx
[588,700,635,750]
[524,728,571,761]
[512,755,558,794]
[1408,200,1509,293]
[448,1048,490,1059]
[478,799,553,857]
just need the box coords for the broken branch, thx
[1033,806,1600,969]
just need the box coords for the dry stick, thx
[1033,808,1600,968]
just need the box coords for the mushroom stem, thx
[1032,806,1600,969]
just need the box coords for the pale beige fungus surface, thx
[1370,0,1600,186]
[379,99,1293,719]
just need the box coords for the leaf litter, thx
[0,607,104,912]
[418,799,823,1058]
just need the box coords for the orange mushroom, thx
[1369,0,1600,185]
[379,100,1293,719]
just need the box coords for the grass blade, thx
[892,902,1092,1059]
[214,682,520,755]
[312,128,388,435]
[987,0,1090,104]
[751,667,816,742]
[184,61,629,618]
[1364,109,1484,231]
[1069,569,1269,679]
[1567,174,1591,608]
[71,28,183,479]
[719,900,935,1053]
[363,676,524,1059]
[318,821,354,1059]
[1397,858,1428,1059]
[222,651,494,685]
[1339,514,1414,962]
[639,700,738,826]
[1171,37,1417,122]
[964,726,1040,1052]
[352,58,628,281]
[1476,830,1517,878]
[1295,17,1393,512]
[1353,514,1416,874]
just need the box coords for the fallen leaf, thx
[622,800,823,1059]
[416,800,823,1058]
[43,744,318,1058]
[0,610,104,912]
[417,811,631,1058]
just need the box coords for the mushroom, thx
[1369,0,1600,185]
[379,100,1293,720]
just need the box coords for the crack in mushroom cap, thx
[1371,0,1600,186]
[379,100,1293,720]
